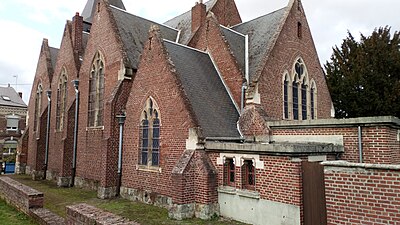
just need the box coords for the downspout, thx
[44,90,51,180]
[358,126,363,163]
[241,83,247,113]
[71,80,79,187]
[116,112,126,196]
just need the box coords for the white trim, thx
[207,52,240,114]
[175,30,181,43]
[163,39,207,54]
[245,35,249,84]
[219,25,246,37]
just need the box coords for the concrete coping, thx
[218,186,260,199]
[205,141,343,155]
[266,116,400,129]
[0,176,43,196]
[321,160,400,171]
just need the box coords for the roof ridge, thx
[231,7,287,29]
[164,0,216,24]
[109,5,179,32]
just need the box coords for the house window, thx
[34,84,42,132]
[139,97,161,167]
[242,160,255,190]
[88,52,105,127]
[56,69,68,131]
[6,115,19,131]
[283,73,290,119]
[301,83,307,120]
[224,158,235,186]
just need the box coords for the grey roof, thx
[49,47,59,70]
[164,0,216,44]
[164,40,240,138]
[0,86,27,108]
[110,6,178,69]
[232,7,287,82]
[220,26,246,74]
[82,0,125,23]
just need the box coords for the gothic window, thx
[34,84,42,132]
[301,83,307,120]
[56,68,68,131]
[224,158,235,186]
[292,80,299,120]
[283,73,290,119]
[293,58,309,120]
[242,160,255,190]
[88,52,105,127]
[139,97,161,167]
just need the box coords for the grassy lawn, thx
[10,175,246,225]
[0,199,37,225]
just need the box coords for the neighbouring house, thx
[17,0,400,224]
[0,86,27,172]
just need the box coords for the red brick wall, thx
[324,164,400,224]
[208,152,303,206]
[47,18,81,179]
[210,0,242,27]
[258,0,332,120]
[75,1,126,186]
[272,125,400,164]
[121,29,202,204]
[27,39,53,173]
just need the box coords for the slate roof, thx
[232,7,287,82]
[164,0,216,44]
[0,86,27,108]
[164,40,240,138]
[220,26,246,74]
[110,6,179,69]
[49,47,59,71]
[82,0,126,23]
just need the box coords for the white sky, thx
[0,0,399,104]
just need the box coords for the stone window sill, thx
[136,164,162,173]
[218,186,260,199]
[86,126,104,131]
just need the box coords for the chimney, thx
[191,1,206,33]
[18,92,22,98]
[72,13,83,57]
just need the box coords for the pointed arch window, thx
[242,159,255,191]
[301,82,307,120]
[34,84,43,132]
[292,79,299,120]
[283,73,290,119]
[88,52,105,127]
[139,97,161,167]
[56,68,68,131]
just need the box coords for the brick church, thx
[17,0,400,224]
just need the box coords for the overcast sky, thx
[0,0,399,104]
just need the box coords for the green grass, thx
[10,175,246,225]
[0,199,38,225]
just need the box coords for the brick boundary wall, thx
[322,161,400,224]
[0,176,44,213]
[66,203,140,225]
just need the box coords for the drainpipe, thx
[44,90,51,180]
[116,112,126,196]
[358,126,363,163]
[241,83,247,113]
[71,80,79,187]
